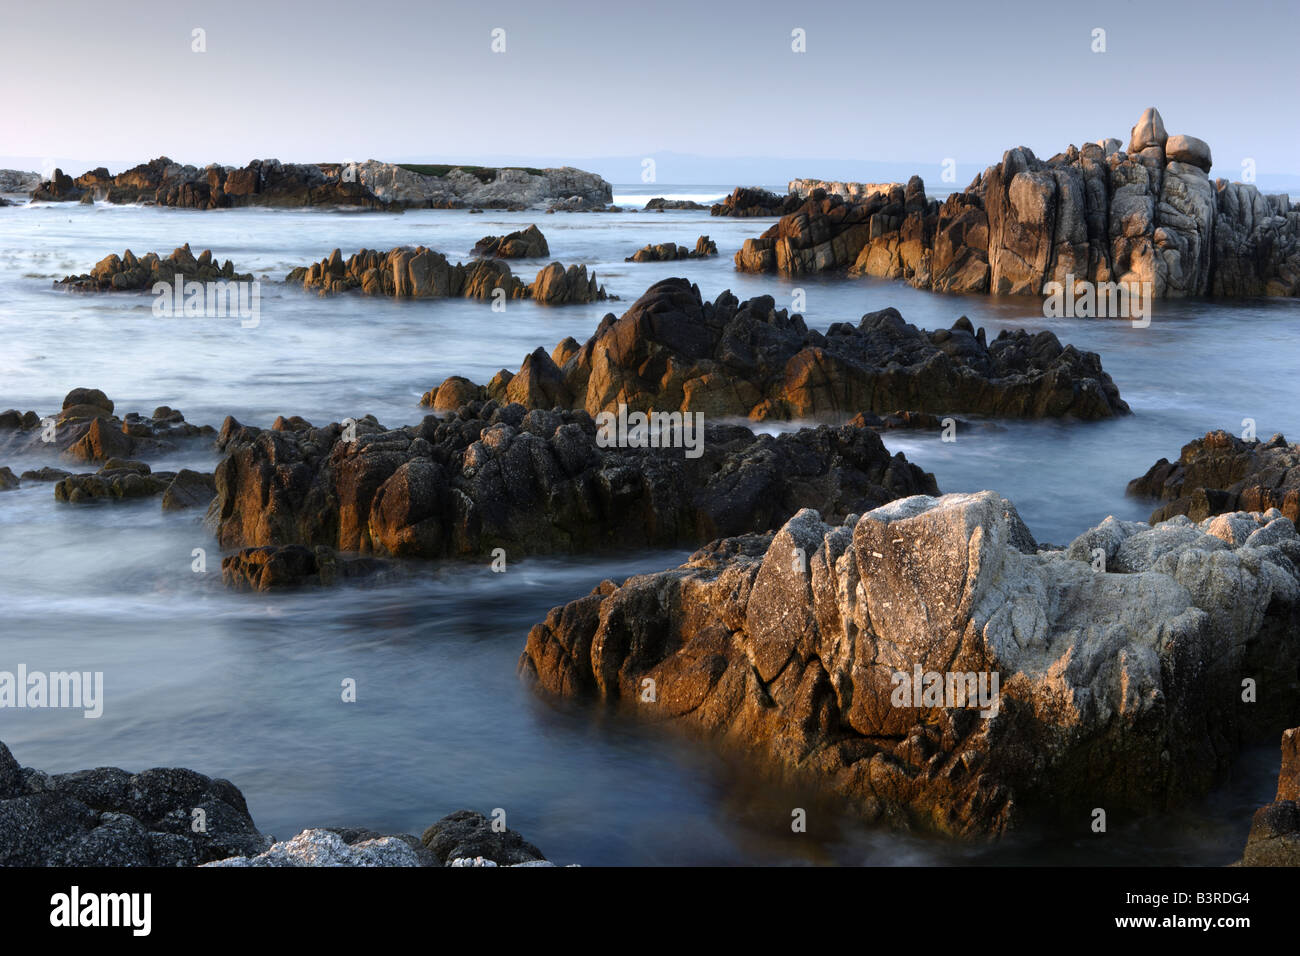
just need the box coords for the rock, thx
[221,545,393,592]
[521,493,1300,838]
[34,156,388,210]
[286,245,605,304]
[0,169,40,194]
[626,236,717,262]
[644,197,707,210]
[56,245,253,293]
[63,387,113,414]
[351,162,611,210]
[0,392,212,461]
[421,810,547,866]
[206,402,938,564]
[1128,430,1300,523]
[739,110,1299,299]
[1128,107,1169,154]
[1237,728,1300,865]
[54,462,176,503]
[161,469,217,510]
[1165,134,1212,173]
[711,187,802,218]
[420,376,486,412]
[451,278,1126,422]
[0,741,269,865]
[204,828,428,867]
[471,224,549,258]
[0,466,17,490]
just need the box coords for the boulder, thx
[471,224,549,258]
[521,493,1300,837]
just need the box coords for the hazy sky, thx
[4,0,1297,183]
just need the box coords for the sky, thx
[3,0,1297,185]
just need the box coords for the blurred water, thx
[0,197,1296,864]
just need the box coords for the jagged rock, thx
[206,403,937,563]
[421,810,547,866]
[1128,430,1300,524]
[54,460,176,503]
[472,224,549,258]
[711,186,802,218]
[739,110,1299,299]
[286,246,606,304]
[420,376,487,412]
[0,740,269,865]
[1237,727,1300,865]
[161,469,218,511]
[0,466,18,490]
[521,493,1300,838]
[0,169,40,194]
[436,279,1127,422]
[626,236,717,262]
[55,244,252,293]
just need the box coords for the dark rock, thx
[55,244,252,293]
[421,810,546,866]
[711,186,802,218]
[471,224,549,258]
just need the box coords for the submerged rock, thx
[1128,430,1300,524]
[206,404,938,562]
[520,492,1300,838]
[428,278,1128,422]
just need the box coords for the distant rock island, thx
[733,108,1300,298]
[26,157,613,211]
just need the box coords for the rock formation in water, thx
[1237,727,1300,866]
[737,108,1300,298]
[520,491,1300,838]
[29,157,613,212]
[55,244,252,293]
[711,187,803,218]
[0,739,551,866]
[0,169,40,194]
[207,402,938,586]
[645,198,708,211]
[471,224,550,258]
[423,278,1128,422]
[285,246,607,304]
[625,236,718,261]
[0,388,215,461]
[789,179,901,204]
[1129,430,1300,524]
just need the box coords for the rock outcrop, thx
[0,389,215,461]
[0,169,39,194]
[0,739,554,867]
[52,460,214,509]
[738,109,1300,299]
[351,162,611,210]
[711,187,802,218]
[625,236,717,262]
[32,157,385,209]
[789,179,900,204]
[286,246,606,304]
[425,279,1128,423]
[55,244,251,293]
[1128,430,1300,524]
[1237,727,1300,866]
[206,402,938,563]
[521,492,1300,838]
[471,224,549,258]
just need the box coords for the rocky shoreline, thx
[0,740,555,867]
